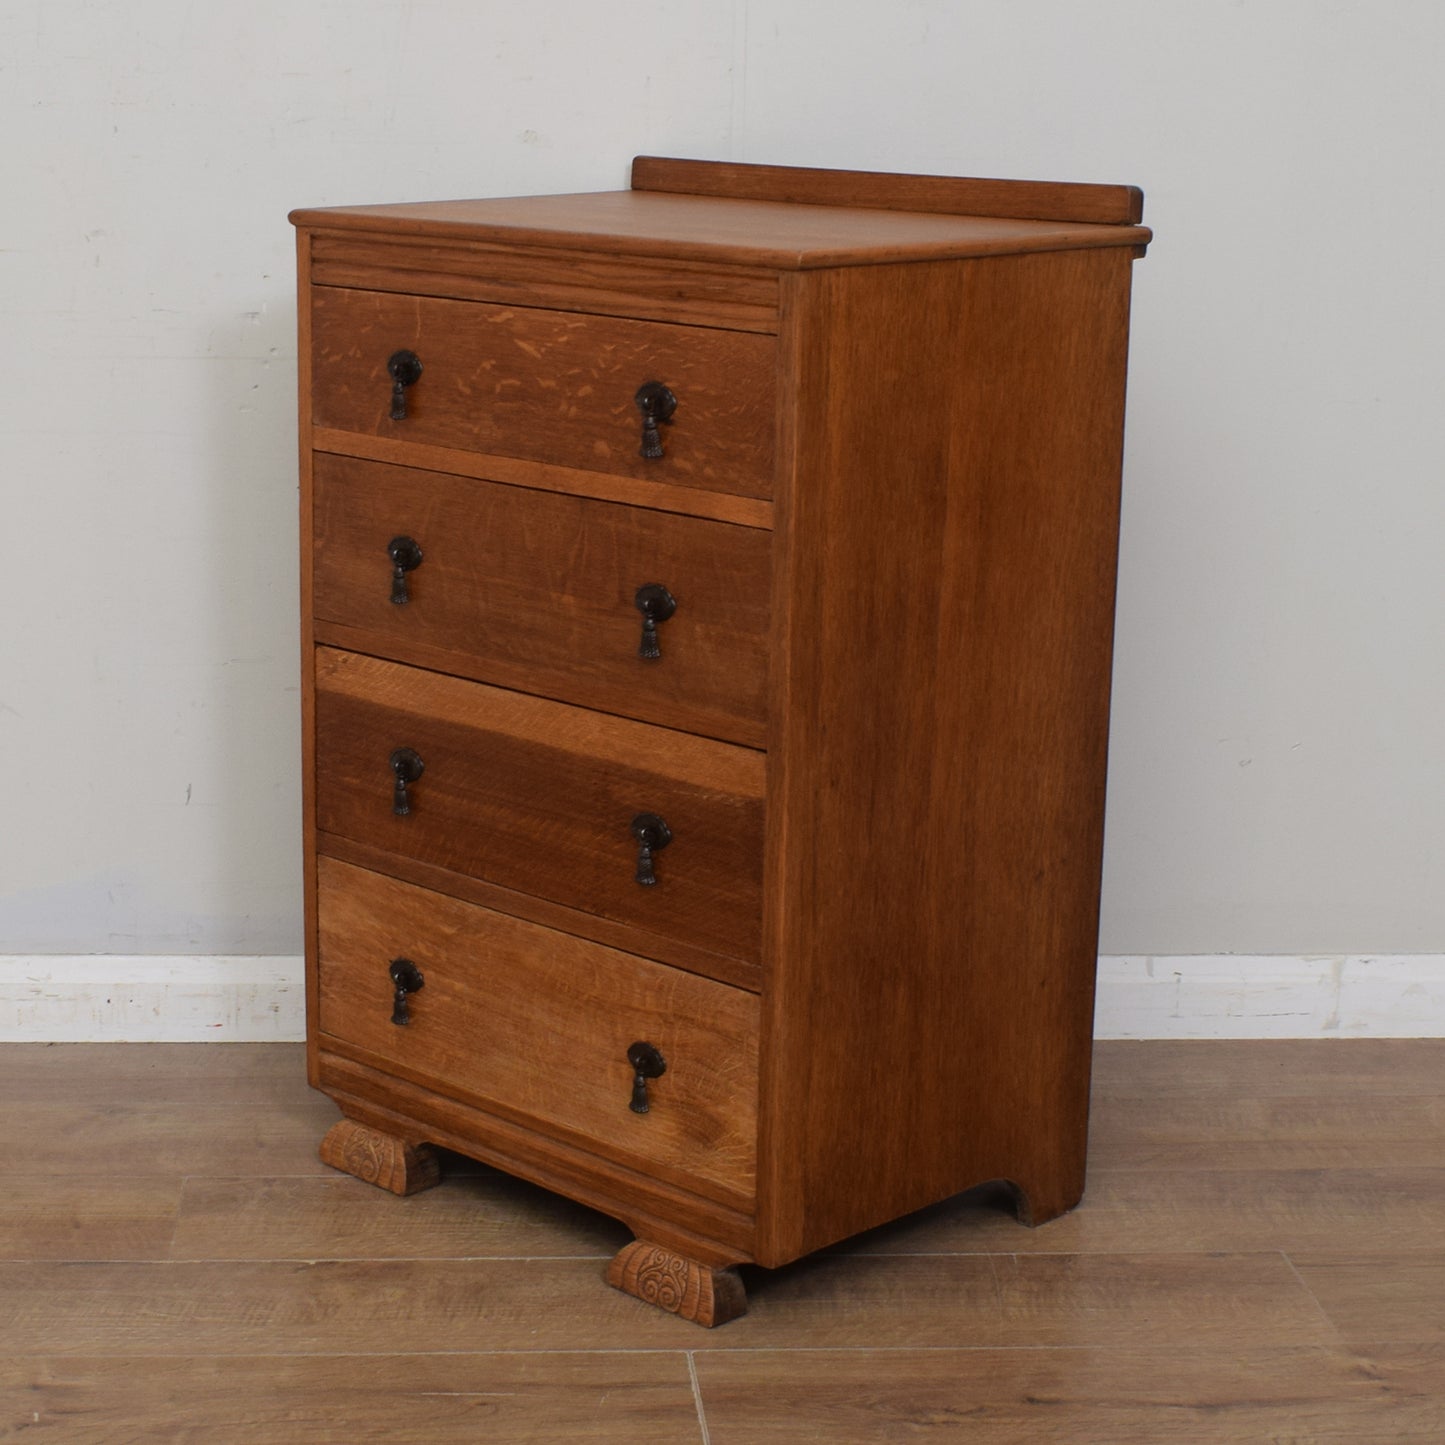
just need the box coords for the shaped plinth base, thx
[320,1119,442,1196]
[1001,1175,1084,1229]
[607,1240,747,1328]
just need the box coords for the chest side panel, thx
[758,248,1138,1264]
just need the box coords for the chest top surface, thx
[289,155,1150,268]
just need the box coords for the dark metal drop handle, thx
[634,584,677,660]
[389,958,424,1026]
[387,536,423,605]
[634,381,677,459]
[387,350,423,421]
[390,747,424,816]
[627,1041,666,1113]
[631,812,672,887]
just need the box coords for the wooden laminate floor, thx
[2,1041,1442,1442]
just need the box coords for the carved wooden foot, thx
[607,1240,747,1327]
[319,1119,441,1196]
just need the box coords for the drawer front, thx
[317,857,758,1203]
[312,454,771,747]
[310,287,776,499]
[314,648,765,964]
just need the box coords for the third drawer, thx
[313,647,766,968]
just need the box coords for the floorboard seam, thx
[686,1351,712,1445]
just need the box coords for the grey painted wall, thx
[3,1,1441,960]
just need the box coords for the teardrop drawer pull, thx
[389,747,425,816]
[634,381,677,459]
[387,536,423,605]
[631,813,672,887]
[634,584,677,660]
[387,349,423,420]
[389,957,424,1026]
[627,1041,666,1113]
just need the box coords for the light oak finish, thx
[312,649,766,967]
[0,1354,707,1445]
[631,153,1146,224]
[289,191,1150,270]
[316,857,759,1203]
[692,1346,1445,1444]
[5,1040,1445,1441]
[312,452,772,745]
[294,158,1151,1324]
[607,1239,747,1329]
[310,286,776,497]
[312,429,776,528]
[321,833,763,991]
[759,245,1134,1262]
[310,228,783,331]
[317,1119,441,1196]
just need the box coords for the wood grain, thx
[313,648,766,964]
[309,285,776,498]
[1091,1037,1445,1098]
[318,1051,757,1258]
[319,834,762,992]
[316,858,759,1203]
[0,1042,308,1105]
[6,1040,1444,1440]
[2,1353,707,1445]
[169,1172,628,1260]
[1,1102,337,1178]
[310,228,780,331]
[0,1250,1334,1356]
[291,191,1150,270]
[318,1118,441,1195]
[608,1239,747,1327]
[693,1346,1444,1443]
[311,427,775,528]
[311,452,771,747]
[758,247,1136,1265]
[837,1167,1445,1257]
[632,154,1146,225]
[1292,1253,1445,1345]
[0,1179,181,1261]
[292,161,1154,1323]
[298,226,321,1088]
[1089,1093,1445,1170]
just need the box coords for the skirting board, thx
[0,954,1443,1042]
[0,957,305,1042]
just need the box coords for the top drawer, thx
[309,287,777,500]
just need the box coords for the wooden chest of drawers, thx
[291,157,1150,1325]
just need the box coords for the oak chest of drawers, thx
[291,157,1150,1325]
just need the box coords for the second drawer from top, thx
[312,453,771,747]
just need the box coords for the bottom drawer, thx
[316,857,759,1205]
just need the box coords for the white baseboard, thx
[0,956,306,1042]
[1,954,1442,1042]
[1095,954,1445,1039]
